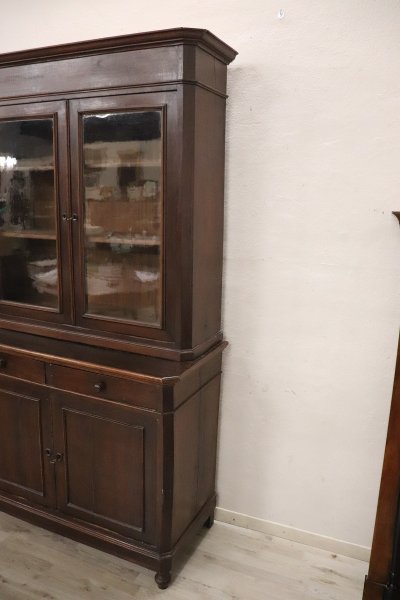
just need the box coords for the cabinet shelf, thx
[86,234,160,247]
[2,158,54,173]
[0,230,56,240]
[11,166,54,172]
[85,159,160,169]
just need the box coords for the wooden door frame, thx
[68,91,182,345]
[0,100,74,325]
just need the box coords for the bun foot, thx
[204,514,215,529]
[155,570,171,590]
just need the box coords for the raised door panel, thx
[69,91,184,345]
[0,101,73,325]
[52,392,158,543]
[0,387,55,506]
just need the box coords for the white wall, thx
[2,0,400,549]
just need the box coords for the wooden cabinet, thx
[0,28,236,589]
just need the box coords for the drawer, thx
[46,364,161,411]
[0,351,45,383]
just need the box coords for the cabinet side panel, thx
[197,376,221,510]
[174,352,222,408]
[172,396,199,543]
[191,87,227,348]
[172,374,221,544]
[182,46,227,96]
[195,49,227,94]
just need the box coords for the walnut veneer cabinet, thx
[0,28,237,589]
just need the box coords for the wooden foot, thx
[204,513,215,529]
[155,569,171,590]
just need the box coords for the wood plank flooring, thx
[0,512,366,599]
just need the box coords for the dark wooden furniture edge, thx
[0,339,227,385]
[362,214,400,600]
[0,27,237,67]
[0,490,216,582]
[0,318,223,361]
[173,493,216,551]
[363,577,388,600]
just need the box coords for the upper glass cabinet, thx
[0,118,59,309]
[80,109,163,327]
[0,95,170,340]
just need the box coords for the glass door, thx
[0,101,73,324]
[70,94,173,339]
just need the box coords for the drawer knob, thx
[0,358,7,368]
[94,381,106,393]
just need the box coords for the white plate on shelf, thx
[85,224,104,235]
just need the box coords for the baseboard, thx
[215,507,371,562]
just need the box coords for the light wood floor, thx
[0,512,366,600]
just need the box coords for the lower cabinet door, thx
[0,387,55,507]
[52,392,159,544]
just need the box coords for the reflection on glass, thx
[83,111,162,325]
[0,119,58,309]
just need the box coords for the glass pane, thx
[0,119,58,309]
[82,111,162,325]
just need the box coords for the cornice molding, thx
[0,27,238,68]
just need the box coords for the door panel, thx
[52,391,158,543]
[64,410,145,530]
[69,92,179,342]
[0,387,55,506]
[0,101,73,324]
